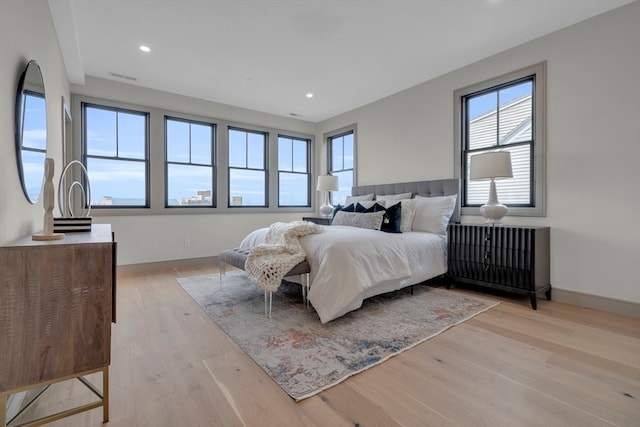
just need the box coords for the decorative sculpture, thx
[57,160,92,218]
[52,160,93,233]
[32,158,64,240]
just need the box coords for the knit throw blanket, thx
[246,221,322,292]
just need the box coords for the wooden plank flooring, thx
[10,263,640,427]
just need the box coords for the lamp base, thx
[319,203,334,218]
[480,203,508,224]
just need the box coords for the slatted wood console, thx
[0,224,116,426]
[447,224,551,309]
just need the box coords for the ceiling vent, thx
[108,72,138,82]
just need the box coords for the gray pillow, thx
[375,192,412,202]
[332,210,385,230]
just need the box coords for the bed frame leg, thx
[219,260,226,285]
[302,273,310,306]
[264,290,272,318]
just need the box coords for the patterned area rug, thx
[177,271,498,401]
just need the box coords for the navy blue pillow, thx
[377,202,402,233]
[331,203,356,221]
[354,202,369,213]
[356,202,403,233]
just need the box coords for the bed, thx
[240,178,460,323]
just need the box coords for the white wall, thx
[317,2,640,304]
[2,1,638,305]
[71,77,317,265]
[0,0,70,244]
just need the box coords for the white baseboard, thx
[553,288,640,319]
[118,257,640,319]
[118,256,217,273]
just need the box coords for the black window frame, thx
[164,116,217,208]
[82,102,150,209]
[227,126,268,208]
[326,126,356,205]
[277,134,311,208]
[454,62,547,217]
[74,95,315,216]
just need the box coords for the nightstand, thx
[303,216,332,225]
[447,224,551,309]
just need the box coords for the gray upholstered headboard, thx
[351,178,461,223]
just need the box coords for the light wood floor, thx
[11,263,640,427]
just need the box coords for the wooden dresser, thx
[0,224,116,426]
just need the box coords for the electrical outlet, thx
[184,239,191,248]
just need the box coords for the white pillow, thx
[345,193,374,204]
[375,192,412,202]
[332,210,385,230]
[412,195,458,235]
[356,200,377,209]
[382,199,416,232]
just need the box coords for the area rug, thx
[177,271,498,401]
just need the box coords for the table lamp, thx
[470,151,513,224]
[317,175,339,218]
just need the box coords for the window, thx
[83,103,149,207]
[278,135,310,207]
[76,95,314,214]
[455,62,546,216]
[327,128,355,205]
[228,127,267,207]
[165,117,215,207]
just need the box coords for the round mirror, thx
[15,60,47,203]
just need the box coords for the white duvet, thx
[240,225,448,323]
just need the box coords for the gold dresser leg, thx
[1,391,7,427]
[103,366,109,423]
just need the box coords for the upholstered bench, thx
[218,247,311,318]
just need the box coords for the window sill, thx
[88,206,316,217]
[461,206,545,217]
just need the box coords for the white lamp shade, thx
[316,175,339,192]
[470,151,513,181]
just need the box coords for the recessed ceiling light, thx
[306,93,314,98]
[139,45,151,53]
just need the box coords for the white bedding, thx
[240,225,448,323]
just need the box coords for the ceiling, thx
[48,0,632,123]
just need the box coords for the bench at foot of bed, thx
[218,247,311,318]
